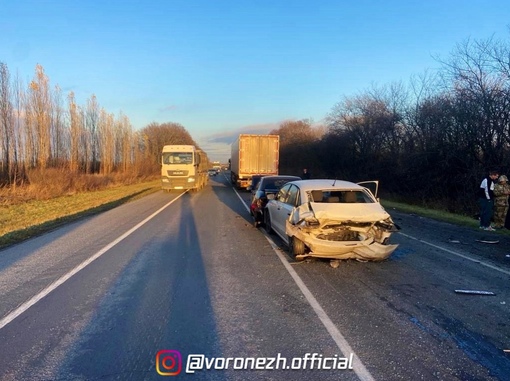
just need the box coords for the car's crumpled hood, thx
[292,202,391,225]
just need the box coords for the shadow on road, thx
[55,194,228,380]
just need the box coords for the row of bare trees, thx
[4,32,510,214]
[273,35,510,215]
[0,64,197,188]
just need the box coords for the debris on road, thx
[475,239,499,244]
[454,289,496,295]
[330,260,340,268]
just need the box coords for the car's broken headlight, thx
[375,219,399,231]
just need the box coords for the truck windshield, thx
[162,152,193,165]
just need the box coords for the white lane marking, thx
[233,188,251,213]
[0,191,187,330]
[398,232,510,276]
[233,186,375,381]
[265,236,376,381]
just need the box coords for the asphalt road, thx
[0,172,509,380]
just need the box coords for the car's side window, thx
[276,184,291,202]
[285,185,299,206]
[359,191,374,203]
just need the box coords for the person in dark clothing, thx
[478,169,499,231]
[302,168,311,179]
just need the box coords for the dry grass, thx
[0,168,157,205]
[0,172,161,249]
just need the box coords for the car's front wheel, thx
[289,236,305,260]
[264,211,273,234]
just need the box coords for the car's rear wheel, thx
[264,211,273,234]
[289,236,305,260]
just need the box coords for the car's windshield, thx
[309,190,374,203]
[262,178,297,190]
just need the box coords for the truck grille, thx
[167,170,189,176]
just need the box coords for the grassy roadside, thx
[0,180,161,249]
[381,199,510,235]
[1,185,508,250]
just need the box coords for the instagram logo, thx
[156,350,182,376]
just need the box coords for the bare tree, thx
[140,122,197,168]
[51,85,66,168]
[11,71,24,186]
[86,94,99,173]
[270,119,324,175]
[27,64,52,169]
[0,62,13,183]
[68,91,81,172]
[438,38,510,164]
[99,109,115,175]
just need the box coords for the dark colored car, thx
[250,175,301,227]
[247,175,265,194]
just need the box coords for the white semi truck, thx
[161,145,208,191]
[230,134,280,189]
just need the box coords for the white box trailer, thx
[230,134,279,189]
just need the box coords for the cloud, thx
[159,105,177,112]
[197,122,280,162]
[205,122,279,144]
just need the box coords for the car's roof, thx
[260,175,301,182]
[287,179,365,191]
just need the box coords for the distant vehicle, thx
[208,169,217,176]
[264,179,399,261]
[212,161,222,173]
[250,175,301,227]
[230,134,279,189]
[161,145,208,191]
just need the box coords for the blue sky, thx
[1,0,509,161]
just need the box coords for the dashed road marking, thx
[398,232,510,276]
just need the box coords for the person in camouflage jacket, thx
[493,175,510,228]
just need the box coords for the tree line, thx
[0,63,197,188]
[3,33,510,215]
[272,35,510,215]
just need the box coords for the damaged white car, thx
[264,179,399,261]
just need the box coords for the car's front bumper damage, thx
[287,202,399,261]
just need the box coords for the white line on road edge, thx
[398,232,510,276]
[0,191,188,331]
[265,236,376,381]
[234,183,505,378]
[232,187,375,381]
